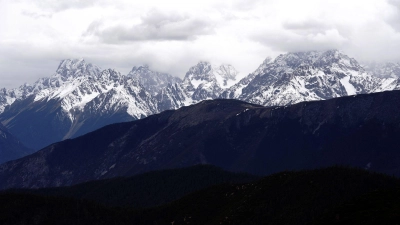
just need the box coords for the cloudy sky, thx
[1,0,400,88]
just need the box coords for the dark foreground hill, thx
[2,90,400,189]
[12,165,257,208]
[1,167,400,225]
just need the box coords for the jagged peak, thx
[128,64,177,78]
[191,61,213,70]
[184,61,213,78]
[56,58,101,78]
[213,64,238,79]
[364,61,400,78]
[99,68,123,80]
[215,64,235,70]
[262,57,273,65]
[274,50,322,64]
[275,49,340,60]
[314,50,363,71]
[196,61,212,66]
[270,49,363,71]
[182,61,240,89]
[128,64,179,81]
[213,64,239,89]
[57,58,86,71]
[130,64,150,72]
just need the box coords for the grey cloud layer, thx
[2,0,400,89]
[253,27,348,53]
[84,11,215,43]
[33,0,98,12]
[283,20,331,34]
[386,0,400,32]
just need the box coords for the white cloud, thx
[1,0,400,88]
[254,28,348,52]
[83,10,215,43]
[385,0,400,32]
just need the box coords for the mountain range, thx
[1,50,400,152]
[1,49,400,223]
[1,89,400,189]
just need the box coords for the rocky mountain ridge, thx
[127,65,181,95]
[1,50,400,151]
[0,59,241,150]
[0,59,161,149]
[222,50,399,106]
[364,61,400,78]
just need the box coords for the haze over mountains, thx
[1,49,400,151]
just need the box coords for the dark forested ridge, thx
[10,165,257,208]
[2,90,400,189]
[129,166,400,225]
[0,193,136,225]
[1,167,400,225]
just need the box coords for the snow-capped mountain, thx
[156,83,191,111]
[181,61,223,101]
[156,62,240,110]
[0,59,102,114]
[222,50,399,106]
[364,62,400,78]
[0,59,159,150]
[127,65,181,95]
[2,49,400,153]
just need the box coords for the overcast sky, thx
[1,0,400,88]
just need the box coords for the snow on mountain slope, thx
[8,60,157,122]
[221,57,272,99]
[222,50,387,106]
[156,83,193,111]
[364,62,400,78]
[0,59,159,149]
[212,64,238,89]
[127,65,181,95]
[156,61,240,111]
[80,74,158,120]
[0,59,102,114]
[3,50,400,151]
